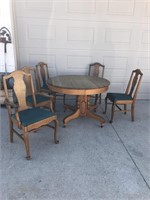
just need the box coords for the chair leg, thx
[124,104,127,114]
[94,94,98,105]
[110,103,115,123]
[131,103,135,121]
[99,94,101,104]
[23,131,31,160]
[9,119,13,143]
[53,119,59,144]
[49,99,54,112]
[93,94,98,112]
[63,94,66,104]
[76,96,78,107]
[63,94,67,112]
[53,94,56,112]
[103,96,108,114]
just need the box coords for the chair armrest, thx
[4,99,18,108]
[4,99,21,127]
[36,92,54,112]
[36,92,54,98]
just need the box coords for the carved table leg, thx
[86,110,105,127]
[63,95,86,126]
[63,109,80,127]
[63,95,106,127]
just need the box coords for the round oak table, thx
[48,75,110,127]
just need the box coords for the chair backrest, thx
[125,69,143,100]
[88,62,105,77]
[21,66,38,94]
[35,62,49,92]
[3,70,35,111]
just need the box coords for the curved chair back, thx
[35,62,49,93]
[88,62,105,78]
[3,70,34,111]
[21,66,54,111]
[88,62,105,107]
[21,66,37,95]
[125,69,143,100]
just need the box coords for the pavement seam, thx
[100,104,150,190]
[111,122,150,190]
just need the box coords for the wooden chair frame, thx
[35,62,66,110]
[3,70,59,160]
[104,69,143,123]
[35,62,50,93]
[88,62,105,110]
[21,66,54,111]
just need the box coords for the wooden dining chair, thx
[88,62,105,111]
[35,62,50,93]
[103,69,143,123]
[3,70,59,160]
[21,66,54,111]
[35,62,66,110]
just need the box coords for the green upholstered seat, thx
[107,93,133,102]
[12,107,55,126]
[26,94,50,104]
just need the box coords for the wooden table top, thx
[48,75,110,95]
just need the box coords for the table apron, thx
[48,85,109,95]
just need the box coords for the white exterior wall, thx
[13,0,150,99]
[0,0,16,72]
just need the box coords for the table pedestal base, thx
[63,95,105,127]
